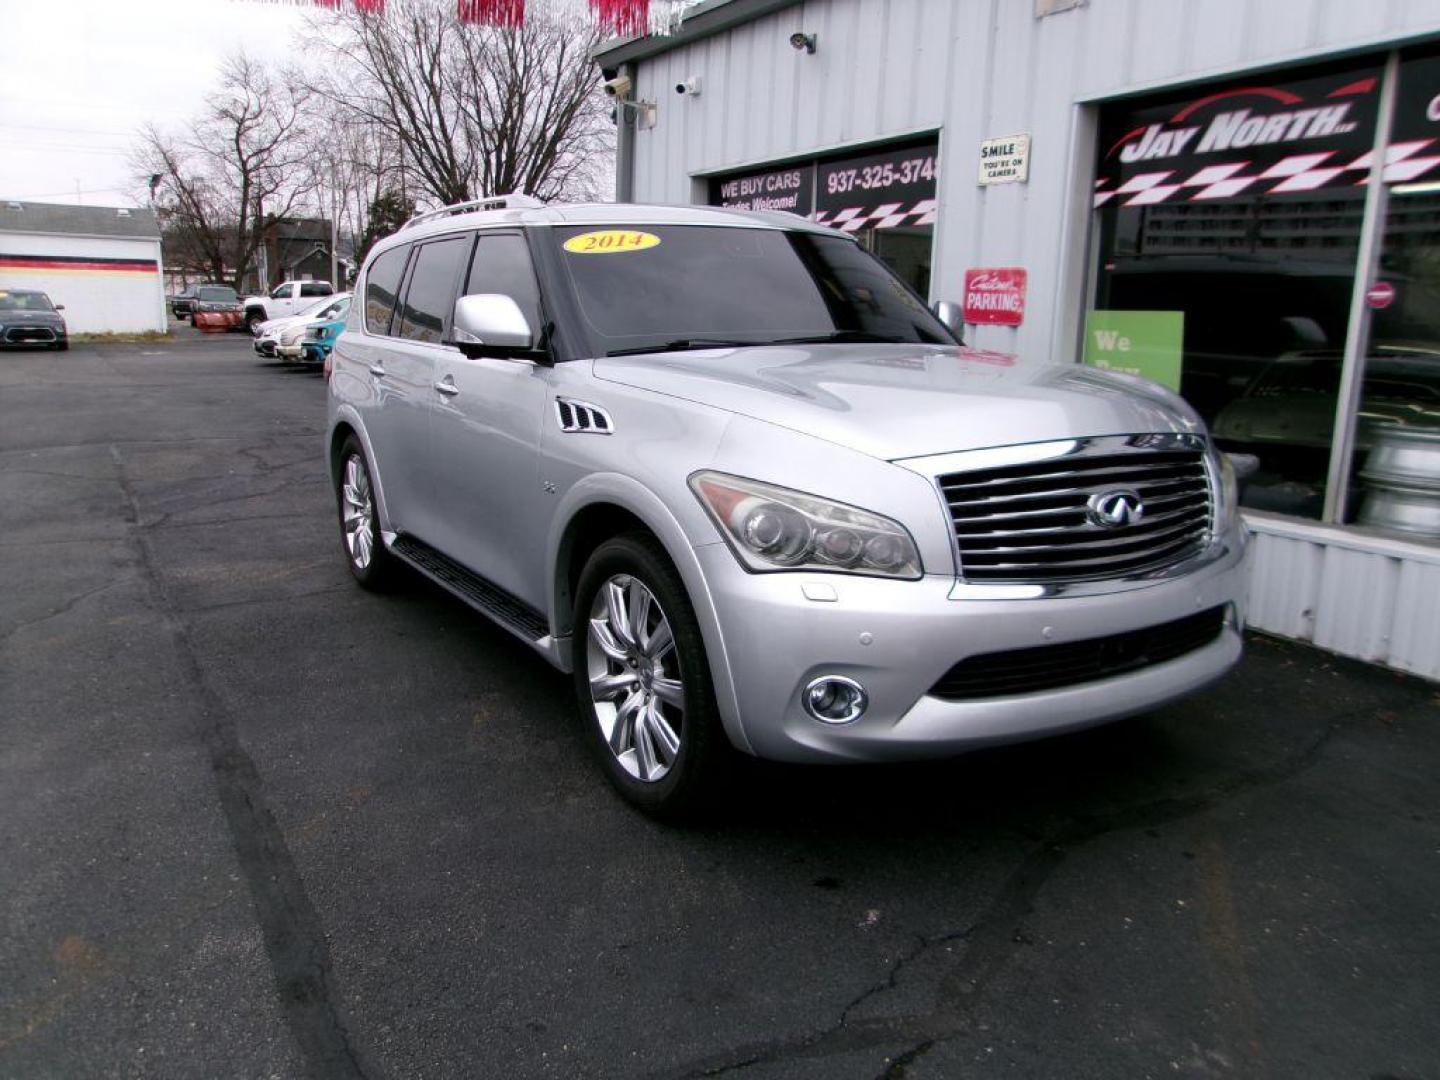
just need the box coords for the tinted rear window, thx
[398,237,468,344]
[365,246,409,335]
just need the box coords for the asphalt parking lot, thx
[2,335,1438,1080]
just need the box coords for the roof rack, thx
[401,193,546,231]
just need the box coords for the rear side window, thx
[300,282,332,298]
[365,246,410,335]
[464,233,543,332]
[398,236,468,344]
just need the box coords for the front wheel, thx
[244,309,264,333]
[335,437,395,590]
[573,534,730,820]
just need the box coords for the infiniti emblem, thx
[1087,488,1144,528]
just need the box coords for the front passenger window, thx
[465,233,542,333]
[398,237,468,344]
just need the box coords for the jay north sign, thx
[1096,65,1383,207]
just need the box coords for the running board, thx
[390,534,551,644]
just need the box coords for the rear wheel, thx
[573,534,730,820]
[335,437,395,590]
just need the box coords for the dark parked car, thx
[171,283,231,321]
[170,287,197,320]
[0,288,68,350]
[191,285,245,332]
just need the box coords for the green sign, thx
[1083,310,1184,391]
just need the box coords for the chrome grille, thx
[939,444,1213,584]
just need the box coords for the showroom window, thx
[707,136,939,297]
[1089,49,1440,536]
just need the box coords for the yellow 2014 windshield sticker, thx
[563,230,660,254]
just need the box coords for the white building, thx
[597,0,1440,679]
[0,201,166,334]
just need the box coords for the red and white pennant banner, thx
[308,0,687,34]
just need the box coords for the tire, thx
[334,436,396,591]
[54,340,69,351]
[245,309,264,333]
[572,533,730,820]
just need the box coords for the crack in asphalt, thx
[0,580,120,644]
[0,431,323,458]
[109,444,376,1080]
[661,713,1354,1080]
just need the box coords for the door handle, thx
[368,364,387,378]
[434,377,459,397]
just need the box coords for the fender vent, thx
[555,397,613,434]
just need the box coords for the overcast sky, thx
[0,0,312,207]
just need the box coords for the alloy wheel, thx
[341,454,375,570]
[586,574,685,783]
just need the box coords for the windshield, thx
[0,290,55,312]
[315,295,350,320]
[197,286,238,303]
[548,225,955,356]
[298,294,338,318]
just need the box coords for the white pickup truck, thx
[242,280,334,332]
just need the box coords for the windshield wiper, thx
[607,338,756,356]
[765,330,909,345]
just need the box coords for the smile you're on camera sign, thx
[978,133,1031,186]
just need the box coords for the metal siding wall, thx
[1244,517,1440,681]
[0,233,165,334]
[627,0,1440,359]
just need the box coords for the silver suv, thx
[327,196,1248,817]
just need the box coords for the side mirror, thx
[932,300,965,339]
[53,304,65,311]
[449,293,540,359]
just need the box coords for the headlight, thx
[1215,450,1239,533]
[690,471,922,579]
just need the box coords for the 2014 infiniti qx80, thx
[327,196,1247,817]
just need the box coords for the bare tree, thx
[308,0,613,208]
[134,53,318,291]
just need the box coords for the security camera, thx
[789,31,817,54]
[675,76,701,97]
[602,74,632,99]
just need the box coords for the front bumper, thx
[1,326,64,346]
[698,532,1248,763]
[194,310,244,332]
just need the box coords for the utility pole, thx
[329,159,340,287]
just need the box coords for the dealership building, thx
[597,0,1440,679]
[0,201,166,335]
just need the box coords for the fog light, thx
[802,676,868,724]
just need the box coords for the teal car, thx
[295,295,352,364]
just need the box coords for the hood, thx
[0,310,64,325]
[258,311,311,335]
[592,344,1203,461]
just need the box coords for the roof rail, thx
[401,193,546,231]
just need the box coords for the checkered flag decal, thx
[1095,139,1440,207]
[811,199,938,231]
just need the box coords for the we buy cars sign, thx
[963,267,1026,326]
